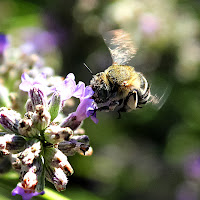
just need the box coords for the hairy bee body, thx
[90,64,151,113]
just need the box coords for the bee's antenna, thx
[83,63,93,75]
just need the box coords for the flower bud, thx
[11,154,21,172]
[0,134,26,154]
[48,92,61,121]
[71,135,89,144]
[70,135,91,155]
[19,140,42,165]
[19,164,31,181]
[22,170,38,190]
[60,113,82,131]
[0,108,21,133]
[45,147,73,176]
[58,139,90,156]
[32,105,50,130]
[74,128,85,135]
[18,117,39,137]
[44,125,73,144]
[29,87,47,110]
[58,140,77,156]
[45,166,68,192]
[25,99,34,112]
[79,146,93,156]
[20,157,45,192]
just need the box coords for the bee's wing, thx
[103,29,137,65]
[150,78,172,110]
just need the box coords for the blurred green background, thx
[1,0,200,199]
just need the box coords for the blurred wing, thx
[103,29,137,65]
[150,79,172,110]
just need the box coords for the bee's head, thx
[90,72,111,103]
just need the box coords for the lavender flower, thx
[19,72,49,94]
[139,13,160,36]
[0,33,9,54]
[49,73,95,104]
[176,183,198,200]
[61,98,98,130]
[184,154,200,180]
[12,184,45,200]
[50,73,77,102]
[0,71,97,200]
[74,82,94,101]
[0,108,21,133]
[20,27,57,55]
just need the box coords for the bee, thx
[90,29,155,113]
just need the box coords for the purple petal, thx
[19,73,35,92]
[83,86,94,100]
[184,155,200,179]
[21,72,32,82]
[60,98,98,130]
[60,112,82,130]
[76,98,98,123]
[65,73,75,81]
[139,13,160,36]
[53,73,77,101]
[19,81,33,92]
[12,185,44,200]
[0,34,9,54]
[73,81,85,99]
[33,73,47,85]
[63,74,76,89]
[20,28,58,55]
[19,73,50,94]
[20,42,35,54]
[73,83,94,101]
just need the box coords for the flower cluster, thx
[0,68,97,200]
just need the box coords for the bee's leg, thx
[117,110,121,119]
[97,106,110,112]
[89,108,97,116]
[109,101,120,111]
[97,101,120,112]
[119,90,138,112]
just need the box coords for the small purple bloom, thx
[50,73,95,105]
[0,34,9,54]
[20,27,57,55]
[73,82,94,101]
[0,108,21,133]
[19,72,50,95]
[29,87,47,108]
[12,184,45,200]
[176,183,198,200]
[75,98,97,123]
[139,13,160,36]
[61,98,98,130]
[50,73,77,102]
[73,81,85,99]
[50,73,95,102]
[184,154,200,179]
[20,42,35,55]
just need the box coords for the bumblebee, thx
[90,29,153,113]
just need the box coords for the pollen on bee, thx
[123,81,129,86]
